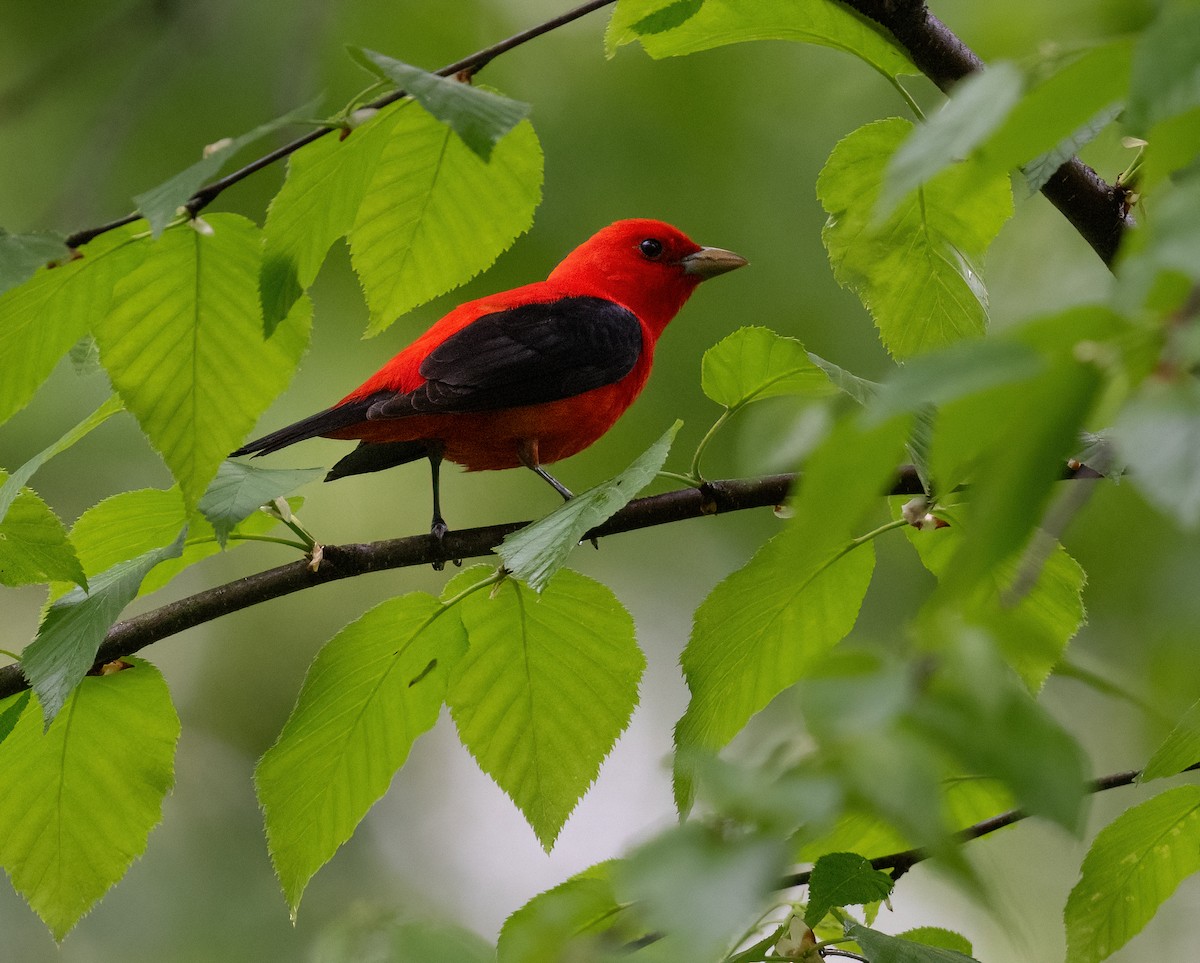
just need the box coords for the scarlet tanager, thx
[232,218,747,535]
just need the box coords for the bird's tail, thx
[230,401,372,458]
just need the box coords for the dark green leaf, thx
[351,49,530,160]
[846,920,980,962]
[20,530,186,726]
[630,0,703,35]
[198,460,323,547]
[0,691,30,747]
[0,228,70,295]
[804,852,894,926]
[1023,103,1123,195]
[499,422,679,591]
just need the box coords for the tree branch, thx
[841,0,1130,265]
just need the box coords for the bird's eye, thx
[639,238,664,260]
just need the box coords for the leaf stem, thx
[690,407,736,482]
[186,533,311,552]
[440,567,506,609]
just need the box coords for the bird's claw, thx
[429,517,461,571]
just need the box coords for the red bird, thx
[233,218,746,537]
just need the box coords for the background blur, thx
[2,0,1197,959]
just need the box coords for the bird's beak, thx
[679,246,749,279]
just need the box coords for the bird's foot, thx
[429,517,461,571]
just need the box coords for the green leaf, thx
[447,570,643,850]
[350,49,530,161]
[316,911,495,963]
[819,119,1013,359]
[846,920,980,962]
[498,862,627,963]
[0,691,31,747]
[804,852,895,926]
[0,225,144,427]
[1064,786,1200,963]
[498,422,679,591]
[0,228,70,295]
[260,104,399,334]
[616,824,787,961]
[1126,8,1200,134]
[133,98,320,237]
[349,105,542,335]
[0,661,179,941]
[897,928,974,956]
[21,531,186,726]
[0,394,124,524]
[1142,700,1200,782]
[94,215,313,509]
[0,478,86,589]
[1022,104,1123,195]
[674,414,908,812]
[606,0,914,78]
[882,64,1024,214]
[198,460,323,547]
[1112,377,1200,529]
[256,592,467,916]
[701,326,835,408]
[808,352,880,406]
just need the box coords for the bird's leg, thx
[426,443,460,570]
[519,439,599,550]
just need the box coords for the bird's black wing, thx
[368,296,643,419]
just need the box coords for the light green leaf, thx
[0,478,86,589]
[198,460,322,547]
[447,570,643,850]
[804,852,895,926]
[350,49,530,160]
[616,824,786,962]
[349,106,542,335]
[1112,377,1200,529]
[256,592,467,916]
[674,414,908,812]
[21,531,186,726]
[1126,8,1200,134]
[134,98,320,237]
[846,920,980,962]
[897,928,974,956]
[606,0,914,78]
[94,215,312,509]
[1065,786,1200,963]
[1142,700,1200,782]
[701,326,835,408]
[0,394,124,524]
[0,225,144,427]
[0,228,70,295]
[0,661,179,941]
[498,862,627,963]
[819,118,1013,359]
[260,104,399,334]
[882,64,1024,215]
[498,422,679,591]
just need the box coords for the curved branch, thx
[841,0,1130,265]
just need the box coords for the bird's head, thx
[547,218,747,334]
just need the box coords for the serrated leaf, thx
[134,98,319,237]
[0,225,144,427]
[819,118,1013,359]
[0,478,86,589]
[351,49,530,160]
[256,592,467,915]
[94,215,312,509]
[808,352,880,406]
[198,460,322,547]
[1065,786,1200,963]
[674,414,908,812]
[1142,700,1200,782]
[1023,103,1124,195]
[0,394,124,524]
[882,64,1024,215]
[1126,8,1200,134]
[498,862,627,963]
[447,570,643,850]
[605,0,914,78]
[616,824,786,961]
[0,661,179,941]
[0,228,70,295]
[846,921,980,962]
[349,106,542,335]
[701,326,835,408]
[1112,377,1200,529]
[804,852,895,926]
[498,422,679,591]
[21,531,186,725]
[260,104,399,334]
